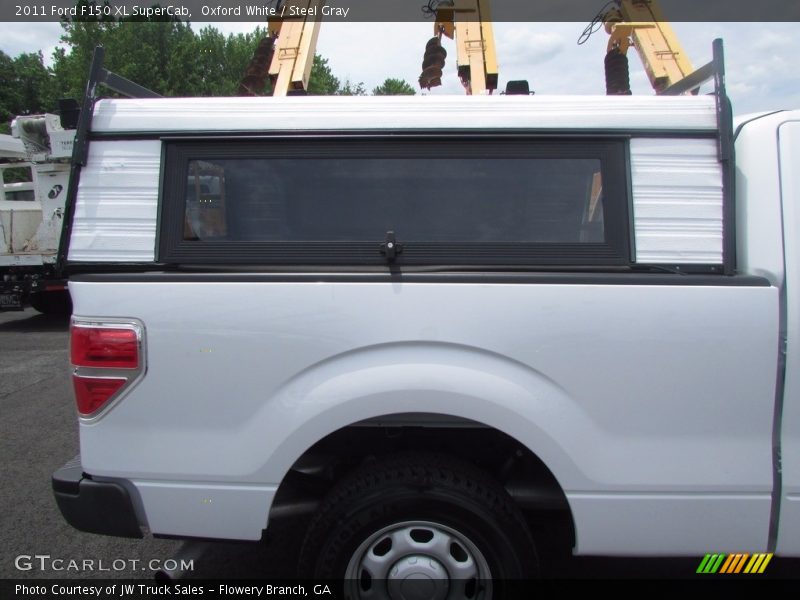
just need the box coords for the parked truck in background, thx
[50,44,798,591]
[0,111,75,313]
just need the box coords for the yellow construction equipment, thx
[601,0,694,94]
[238,0,322,97]
[267,0,322,96]
[423,0,498,94]
[238,0,698,99]
[238,0,499,97]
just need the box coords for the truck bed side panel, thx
[70,279,777,552]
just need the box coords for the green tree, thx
[307,55,339,95]
[53,8,198,98]
[50,5,348,99]
[372,78,416,96]
[14,52,57,114]
[224,27,272,96]
[51,1,117,99]
[0,51,57,131]
[337,79,367,96]
[0,51,22,128]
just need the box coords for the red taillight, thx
[72,377,126,415]
[71,326,139,369]
[70,322,142,417]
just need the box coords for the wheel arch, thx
[268,411,577,551]
[254,341,589,490]
[252,342,584,549]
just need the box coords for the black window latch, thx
[380,230,403,262]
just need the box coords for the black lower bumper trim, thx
[52,455,143,538]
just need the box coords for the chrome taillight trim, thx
[71,317,147,423]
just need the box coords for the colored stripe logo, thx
[697,553,773,574]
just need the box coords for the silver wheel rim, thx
[344,520,493,600]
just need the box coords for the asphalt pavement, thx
[1,307,797,582]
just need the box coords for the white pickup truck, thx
[52,47,798,587]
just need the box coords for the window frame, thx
[159,136,631,267]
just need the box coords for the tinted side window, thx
[162,138,628,266]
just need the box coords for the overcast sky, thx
[1,21,797,115]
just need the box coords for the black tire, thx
[299,453,538,595]
[28,290,72,315]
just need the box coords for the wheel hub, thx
[344,520,492,599]
[387,554,449,600]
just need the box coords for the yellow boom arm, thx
[239,0,499,97]
[604,0,694,93]
[423,0,498,94]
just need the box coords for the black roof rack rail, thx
[73,46,161,167]
[663,39,735,276]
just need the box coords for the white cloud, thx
[749,28,793,54]
[316,22,430,92]
[498,26,565,67]
[0,22,64,65]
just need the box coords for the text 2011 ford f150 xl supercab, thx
[52,46,798,590]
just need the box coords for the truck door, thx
[777,119,800,554]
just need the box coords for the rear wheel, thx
[299,453,538,598]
